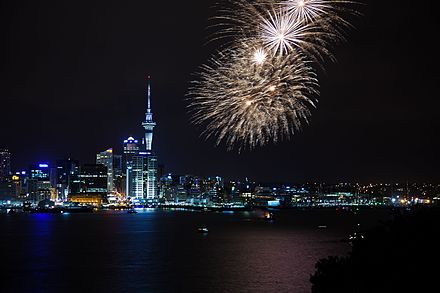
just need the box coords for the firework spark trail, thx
[188,0,360,151]
[209,0,357,61]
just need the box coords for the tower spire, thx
[142,75,156,151]
[147,75,151,114]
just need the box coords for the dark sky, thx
[1,0,439,183]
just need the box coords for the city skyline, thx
[1,0,439,183]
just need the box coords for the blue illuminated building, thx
[28,163,53,202]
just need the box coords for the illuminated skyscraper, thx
[123,137,140,169]
[130,154,145,202]
[28,163,53,202]
[113,154,123,194]
[96,148,114,193]
[0,149,11,182]
[123,137,140,198]
[144,154,157,201]
[55,158,79,200]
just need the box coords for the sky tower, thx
[142,76,156,152]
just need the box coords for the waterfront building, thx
[78,164,107,194]
[68,193,103,206]
[123,137,140,170]
[67,164,107,205]
[96,148,114,193]
[113,154,124,194]
[0,149,11,183]
[0,149,13,198]
[129,154,145,202]
[124,137,140,198]
[159,173,174,202]
[28,163,55,202]
[205,176,224,203]
[144,154,157,201]
[0,181,15,199]
[127,151,158,204]
[55,158,80,201]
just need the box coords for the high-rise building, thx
[78,164,107,194]
[126,152,158,204]
[0,149,11,182]
[113,155,122,175]
[123,137,140,198]
[67,164,107,205]
[123,137,140,168]
[28,163,54,202]
[144,155,157,201]
[130,154,145,202]
[29,163,50,181]
[96,148,114,193]
[55,158,80,200]
[113,154,123,194]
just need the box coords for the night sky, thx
[1,0,439,183]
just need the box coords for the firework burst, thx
[188,0,360,151]
[210,0,338,61]
[284,0,332,23]
[260,9,306,56]
[188,42,319,151]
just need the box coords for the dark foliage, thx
[310,207,440,293]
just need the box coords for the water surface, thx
[0,208,390,292]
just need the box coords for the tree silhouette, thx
[310,207,440,293]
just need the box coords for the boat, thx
[197,227,209,233]
[127,209,138,214]
[263,212,275,221]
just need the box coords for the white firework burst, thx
[187,0,361,151]
[260,9,310,56]
[188,42,319,151]
[284,0,332,23]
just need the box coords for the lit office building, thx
[144,153,157,202]
[129,154,145,203]
[67,164,107,205]
[123,137,140,198]
[55,158,80,201]
[28,163,55,202]
[126,152,158,204]
[113,154,123,194]
[96,148,114,193]
[78,164,108,194]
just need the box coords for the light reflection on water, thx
[0,209,390,293]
